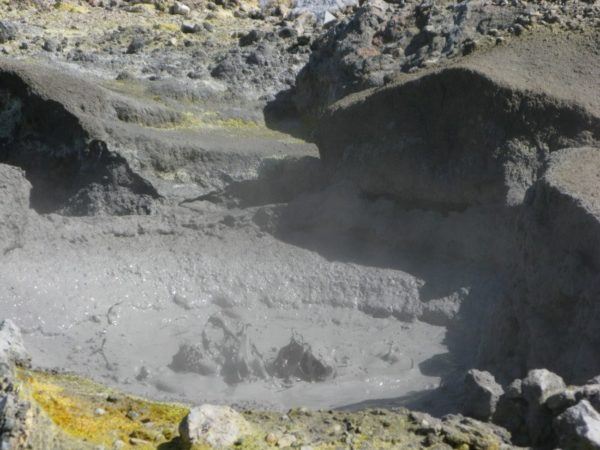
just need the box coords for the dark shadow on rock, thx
[263,87,314,142]
[180,156,326,209]
[419,352,457,378]
[0,66,160,216]
[157,437,185,450]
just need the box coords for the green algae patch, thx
[54,1,89,14]
[156,22,181,32]
[17,369,188,449]
[182,112,309,143]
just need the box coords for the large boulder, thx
[0,320,30,450]
[521,369,566,444]
[0,165,31,255]
[522,369,566,406]
[554,400,600,450]
[179,404,252,448]
[463,369,503,421]
[0,319,29,367]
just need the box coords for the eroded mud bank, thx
[316,29,600,384]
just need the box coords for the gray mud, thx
[0,59,474,412]
[1,188,464,410]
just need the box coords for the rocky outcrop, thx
[315,30,600,209]
[0,320,30,367]
[487,369,600,448]
[295,0,600,117]
[0,57,319,215]
[0,320,31,450]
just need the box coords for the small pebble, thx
[277,434,297,447]
[126,410,140,420]
[265,432,278,444]
[129,437,150,446]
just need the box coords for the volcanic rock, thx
[270,336,335,382]
[179,404,252,448]
[463,369,503,421]
[0,21,17,44]
[170,1,190,16]
[554,400,600,450]
[0,319,29,367]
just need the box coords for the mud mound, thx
[316,30,600,208]
[269,336,335,382]
[0,61,176,215]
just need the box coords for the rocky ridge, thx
[295,0,600,117]
[462,367,600,449]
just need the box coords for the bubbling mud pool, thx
[0,58,492,415]
[0,196,475,411]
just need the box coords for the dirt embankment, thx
[316,28,600,383]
